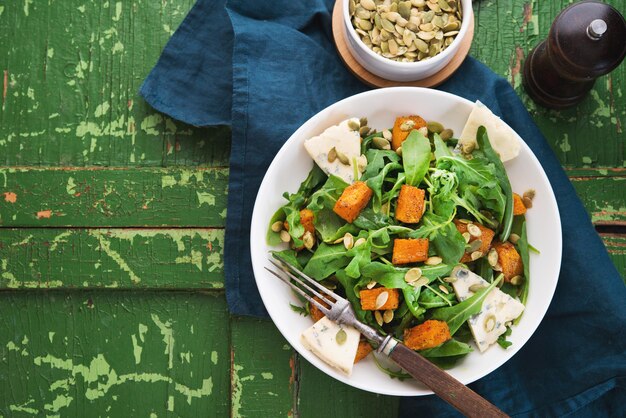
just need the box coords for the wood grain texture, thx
[0,167,228,227]
[230,318,295,418]
[0,291,230,417]
[0,228,224,289]
[602,234,626,279]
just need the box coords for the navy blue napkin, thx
[140,0,626,415]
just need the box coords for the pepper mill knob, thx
[523,0,626,109]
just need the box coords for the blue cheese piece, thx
[304,118,364,184]
[458,101,521,162]
[300,316,361,375]
[452,273,525,352]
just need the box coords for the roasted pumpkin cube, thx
[309,296,330,323]
[403,320,451,351]
[454,220,495,263]
[395,185,425,224]
[359,287,400,311]
[333,181,373,223]
[513,193,527,215]
[392,238,429,265]
[493,241,523,282]
[392,115,428,150]
[354,339,374,364]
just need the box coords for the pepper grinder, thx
[523,0,626,109]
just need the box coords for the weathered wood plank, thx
[0,0,231,167]
[230,318,294,417]
[0,291,230,417]
[0,167,228,227]
[601,234,626,282]
[571,176,626,225]
[0,228,224,289]
[297,356,399,418]
[471,0,626,169]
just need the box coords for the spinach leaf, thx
[403,287,426,319]
[420,212,465,266]
[382,173,405,205]
[353,208,391,230]
[420,339,473,358]
[302,243,350,280]
[267,208,286,246]
[431,275,503,335]
[307,175,348,211]
[345,232,372,278]
[361,149,401,181]
[271,249,302,269]
[476,126,514,241]
[418,287,457,308]
[402,130,431,187]
[314,208,349,242]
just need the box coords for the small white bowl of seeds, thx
[343,0,473,82]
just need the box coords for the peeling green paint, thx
[91,231,141,283]
[131,335,143,365]
[261,372,273,380]
[49,332,55,343]
[151,314,174,369]
[559,134,571,153]
[231,364,244,418]
[44,394,73,413]
[9,400,38,415]
[94,102,110,118]
[196,191,216,206]
[211,351,218,365]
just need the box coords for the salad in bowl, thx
[251,88,561,396]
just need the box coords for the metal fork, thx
[266,258,508,418]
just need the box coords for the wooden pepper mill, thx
[523,0,626,109]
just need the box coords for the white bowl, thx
[342,0,474,81]
[250,87,562,396]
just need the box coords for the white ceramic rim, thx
[250,87,562,396]
[341,0,473,69]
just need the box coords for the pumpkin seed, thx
[396,17,408,27]
[467,223,482,237]
[414,38,429,53]
[398,1,412,19]
[462,232,471,243]
[375,291,389,310]
[413,277,430,288]
[469,283,485,292]
[404,267,423,283]
[439,284,450,294]
[488,249,499,267]
[360,0,376,11]
[432,15,444,28]
[468,239,483,253]
[427,121,444,133]
[443,30,459,37]
[271,221,283,232]
[396,146,402,157]
[336,329,348,345]
[343,233,354,250]
[356,7,371,20]
[359,126,371,137]
[427,2,441,12]
[382,129,392,140]
[358,18,373,31]
[349,0,356,16]
[280,230,291,243]
[443,276,456,283]
[509,233,520,244]
[483,314,496,332]
[443,21,459,32]
[303,231,315,250]
[417,31,435,41]
[354,237,367,247]
[523,189,536,201]
[388,39,399,55]
[418,126,429,136]
[374,13,382,29]
[439,128,453,141]
[357,154,368,171]
[523,196,533,209]
[420,22,434,32]
[348,119,360,131]
[336,149,350,165]
[439,0,453,12]
[381,41,389,53]
[327,147,337,163]
[384,11,400,22]
[425,256,443,266]
[366,280,377,289]
[411,0,426,7]
[493,263,503,272]
[511,275,524,286]
[434,30,444,40]
[381,17,396,32]
[400,120,415,131]
[383,309,394,323]
[374,310,384,326]
[470,251,483,261]
[373,136,391,150]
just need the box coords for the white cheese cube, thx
[300,316,361,375]
[452,272,525,352]
[458,101,521,162]
[304,118,364,184]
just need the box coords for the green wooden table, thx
[0,1,624,416]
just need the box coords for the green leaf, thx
[361,149,400,181]
[476,126,514,241]
[496,327,513,349]
[267,208,286,246]
[290,303,310,317]
[402,130,431,187]
[365,162,402,212]
[271,249,302,270]
[431,274,503,335]
[335,269,369,323]
[302,243,350,280]
[433,133,453,160]
[307,175,349,211]
[514,218,530,325]
[419,339,473,358]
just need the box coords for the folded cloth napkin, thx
[140,0,626,415]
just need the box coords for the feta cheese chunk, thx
[452,272,525,352]
[304,118,364,184]
[458,101,521,162]
[300,316,361,375]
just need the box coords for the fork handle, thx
[389,343,509,418]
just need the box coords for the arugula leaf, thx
[418,212,465,266]
[302,243,350,280]
[513,217,530,325]
[335,269,369,323]
[352,208,391,230]
[270,249,303,269]
[402,130,431,187]
[345,232,372,278]
[476,126,514,241]
[361,149,401,181]
[290,303,310,317]
[418,287,457,308]
[433,133,453,160]
[267,208,286,246]
[497,327,513,349]
[365,162,402,212]
[307,175,349,211]
[431,275,503,335]
[314,208,349,242]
